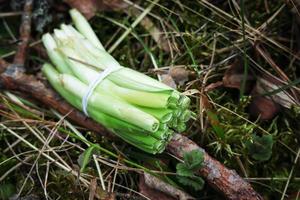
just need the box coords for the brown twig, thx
[0,11,23,18]
[13,0,33,66]
[254,44,289,81]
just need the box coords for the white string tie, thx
[82,66,120,116]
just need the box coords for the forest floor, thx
[0,0,299,199]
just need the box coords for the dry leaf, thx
[205,81,223,92]
[161,74,177,89]
[222,58,255,92]
[64,0,98,19]
[254,76,298,109]
[249,96,280,120]
[200,94,212,110]
[161,66,190,89]
[64,0,127,19]
[249,74,299,120]
[169,66,190,86]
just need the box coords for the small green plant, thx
[176,149,205,191]
[245,134,273,162]
[77,144,100,172]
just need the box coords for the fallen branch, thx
[167,134,263,200]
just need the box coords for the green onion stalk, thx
[41,9,191,154]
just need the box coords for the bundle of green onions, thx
[42,9,191,154]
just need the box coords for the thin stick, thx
[13,0,33,66]
[280,148,300,200]
[93,155,106,191]
[0,12,23,18]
